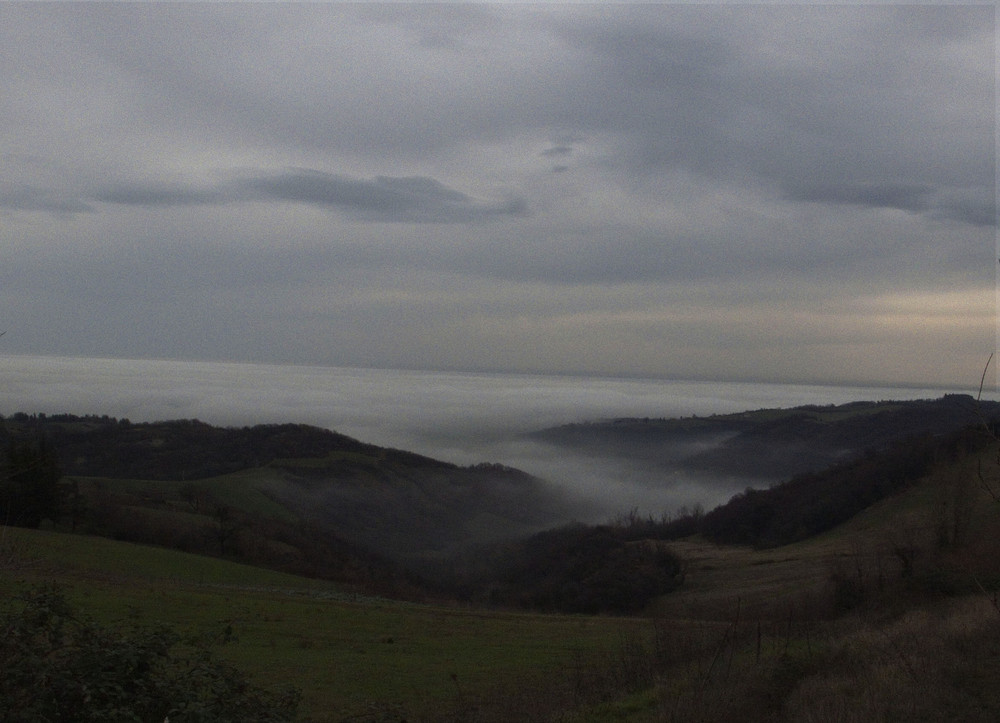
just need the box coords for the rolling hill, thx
[0,415,585,571]
[531,393,1000,481]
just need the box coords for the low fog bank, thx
[1,355,971,520]
[492,438,758,521]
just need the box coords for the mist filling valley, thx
[3,355,971,526]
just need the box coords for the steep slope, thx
[0,415,581,564]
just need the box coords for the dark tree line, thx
[641,424,995,549]
[472,523,685,614]
[1,438,63,528]
[0,414,396,482]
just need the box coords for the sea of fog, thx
[1,354,976,517]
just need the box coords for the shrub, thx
[1,439,62,528]
[495,525,684,613]
[0,586,299,722]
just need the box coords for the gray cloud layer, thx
[93,171,527,223]
[0,3,994,387]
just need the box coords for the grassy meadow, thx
[0,525,650,721]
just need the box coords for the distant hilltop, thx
[531,394,1000,481]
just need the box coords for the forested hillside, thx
[0,414,582,580]
[533,393,1000,480]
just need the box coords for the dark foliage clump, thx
[0,586,300,723]
[647,424,993,549]
[0,414,399,481]
[491,524,684,614]
[1,438,63,528]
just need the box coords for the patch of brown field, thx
[781,596,1000,722]
[650,451,1000,624]
[559,451,1000,722]
[587,577,1000,723]
[648,515,916,623]
[648,539,839,622]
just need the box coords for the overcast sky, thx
[1,2,995,387]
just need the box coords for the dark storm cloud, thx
[932,197,997,228]
[786,183,995,228]
[541,146,574,158]
[92,171,527,223]
[94,184,225,207]
[787,183,934,214]
[0,185,92,214]
[231,171,528,223]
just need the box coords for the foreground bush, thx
[0,586,299,723]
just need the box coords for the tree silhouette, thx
[1,439,62,528]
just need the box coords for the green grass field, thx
[77,467,304,521]
[0,526,648,721]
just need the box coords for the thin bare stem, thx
[978,351,994,403]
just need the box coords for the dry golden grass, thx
[782,596,1000,722]
[650,449,1000,620]
[563,449,1000,722]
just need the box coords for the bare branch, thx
[977,351,994,403]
